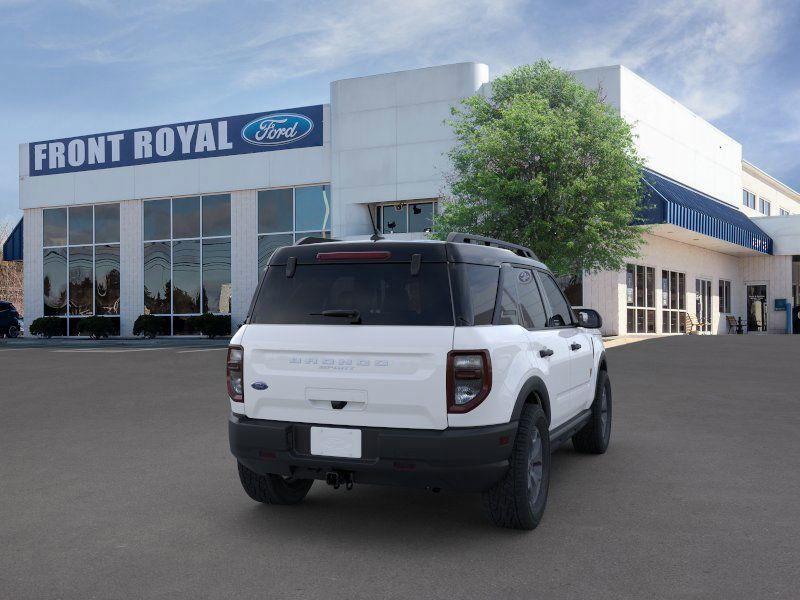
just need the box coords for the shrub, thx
[133,314,169,338]
[186,313,231,338]
[76,316,116,340]
[29,316,66,338]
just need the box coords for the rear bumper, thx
[229,414,517,492]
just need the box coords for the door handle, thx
[539,348,554,357]
[570,343,582,351]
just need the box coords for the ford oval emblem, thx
[251,381,268,391]
[241,113,314,147]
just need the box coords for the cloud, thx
[236,0,523,88]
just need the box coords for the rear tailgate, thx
[242,325,453,429]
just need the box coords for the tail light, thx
[447,350,491,413]
[227,345,244,402]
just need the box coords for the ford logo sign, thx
[251,381,268,391]
[241,113,314,147]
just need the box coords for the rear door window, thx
[250,262,454,326]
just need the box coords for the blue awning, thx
[2,218,23,261]
[639,169,772,255]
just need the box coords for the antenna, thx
[366,205,384,241]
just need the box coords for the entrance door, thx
[747,284,768,332]
[695,278,712,333]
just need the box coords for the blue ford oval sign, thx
[241,113,315,147]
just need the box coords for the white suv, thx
[228,233,611,530]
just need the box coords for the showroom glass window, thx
[42,204,121,336]
[626,264,656,333]
[376,201,437,235]
[143,194,231,335]
[661,269,686,333]
[718,279,732,314]
[257,185,331,273]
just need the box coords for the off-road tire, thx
[572,369,612,454]
[237,462,314,505]
[482,404,550,530]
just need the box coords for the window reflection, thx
[202,238,231,313]
[295,185,330,232]
[258,189,293,233]
[409,202,434,233]
[382,204,408,233]
[377,201,437,234]
[43,208,68,247]
[172,239,201,314]
[144,242,171,314]
[69,206,93,245]
[42,204,121,334]
[68,246,93,315]
[43,248,68,316]
[172,196,200,239]
[202,194,231,237]
[142,194,232,333]
[144,199,171,241]
[256,186,332,276]
[95,245,120,315]
[94,204,120,244]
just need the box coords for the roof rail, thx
[446,232,538,260]
[295,236,340,246]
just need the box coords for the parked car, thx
[0,301,22,338]
[227,233,611,530]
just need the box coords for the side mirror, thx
[576,308,602,329]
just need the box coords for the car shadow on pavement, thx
[221,447,587,542]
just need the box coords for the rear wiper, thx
[310,309,362,324]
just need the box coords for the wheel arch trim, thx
[598,350,608,372]
[511,376,552,425]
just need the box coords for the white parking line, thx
[176,347,227,353]
[52,347,191,353]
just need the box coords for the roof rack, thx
[295,236,340,245]
[446,232,538,260]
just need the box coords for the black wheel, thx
[483,404,550,530]
[573,370,612,454]
[237,461,314,505]
[8,325,20,338]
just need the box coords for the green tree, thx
[434,61,647,278]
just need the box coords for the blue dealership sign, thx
[28,104,323,177]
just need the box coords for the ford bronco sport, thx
[228,233,611,530]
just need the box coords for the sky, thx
[1,0,799,223]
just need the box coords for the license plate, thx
[310,427,362,458]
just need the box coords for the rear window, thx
[250,263,454,326]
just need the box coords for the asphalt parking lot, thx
[1,336,799,599]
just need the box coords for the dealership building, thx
[6,61,800,336]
